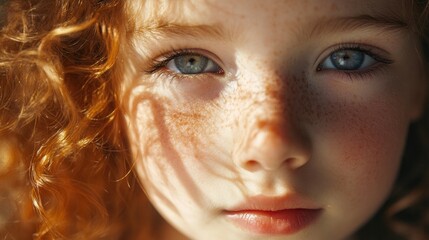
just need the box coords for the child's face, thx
[121,0,426,239]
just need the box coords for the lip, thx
[224,194,323,235]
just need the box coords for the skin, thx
[120,0,427,239]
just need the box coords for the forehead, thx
[126,0,406,27]
[125,0,411,55]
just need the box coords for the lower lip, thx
[225,209,322,235]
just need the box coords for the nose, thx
[232,96,311,172]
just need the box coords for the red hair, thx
[0,0,159,239]
[0,0,428,239]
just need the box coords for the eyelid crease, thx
[318,63,391,82]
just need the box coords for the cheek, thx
[307,86,409,226]
[289,74,408,187]
[124,98,198,227]
[327,100,406,189]
[284,73,409,223]
[124,89,223,210]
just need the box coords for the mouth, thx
[224,208,322,235]
[223,194,323,235]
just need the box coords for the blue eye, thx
[318,49,377,71]
[166,54,221,74]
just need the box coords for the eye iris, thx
[174,54,208,74]
[330,50,364,70]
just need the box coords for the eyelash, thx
[317,43,394,80]
[145,44,394,81]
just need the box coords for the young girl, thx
[1,0,428,239]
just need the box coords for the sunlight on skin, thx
[120,0,426,239]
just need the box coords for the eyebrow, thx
[308,14,408,38]
[134,23,234,42]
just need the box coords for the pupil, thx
[331,50,364,70]
[175,55,208,74]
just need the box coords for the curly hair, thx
[0,0,159,239]
[0,0,428,240]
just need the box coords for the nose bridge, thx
[238,70,294,143]
[240,92,290,145]
[232,74,310,172]
[241,69,289,121]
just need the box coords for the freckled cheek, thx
[132,99,224,171]
[126,101,212,200]
[317,99,408,204]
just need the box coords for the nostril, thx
[285,157,307,169]
[243,160,260,171]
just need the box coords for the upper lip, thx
[225,193,322,212]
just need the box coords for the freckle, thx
[330,3,338,11]
[165,104,212,147]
